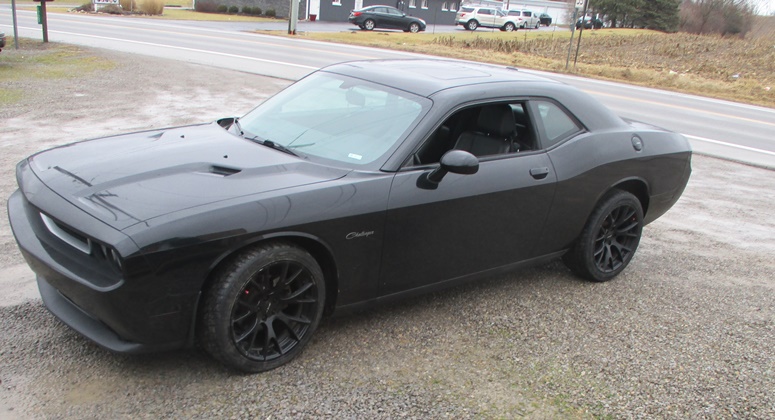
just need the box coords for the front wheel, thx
[503,22,515,32]
[199,242,325,372]
[363,19,375,30]
[408,22,420,33]
[562,190,643,282]
[466,20,478,30]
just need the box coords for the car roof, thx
[321,59,558,98]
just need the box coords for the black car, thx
[576,16,604,29]
[8,59,691,373]
[348,5,426,33]
[539,13,552,26]
[0,32,6,52]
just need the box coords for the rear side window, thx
[532,101,582,149]
[461,6,474,12]
[479,8,493,15]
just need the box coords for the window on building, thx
[332,0,341,5]
[450,2,457,11]
[409,0,416,8]
[441,2,448,11]
[421,0,428,9]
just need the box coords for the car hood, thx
[27,122,350,230]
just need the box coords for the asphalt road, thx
[2,7,774,168]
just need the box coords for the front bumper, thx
[7,183,196,354]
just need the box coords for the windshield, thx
[238,72,428,167]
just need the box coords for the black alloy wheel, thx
[199,242,325,372]
[563,190,643,282]
[363,19,376,30]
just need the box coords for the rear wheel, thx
[363,19,375,30]
[408,22,421,33]
[199,242,325,372]
[466,20,478,30]
[562,190,643,282]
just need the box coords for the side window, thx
[408,101,539,167]
[480,8,492,15]
[531,100,582,149]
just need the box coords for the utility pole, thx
[288,0,299,34]
[11,0,20,49]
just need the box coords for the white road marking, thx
[684,134,775,157]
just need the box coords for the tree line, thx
[574,0,756,36]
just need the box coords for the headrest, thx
[476,105,515,137]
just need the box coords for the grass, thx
[267,21,775,107]
[0,38,115,106]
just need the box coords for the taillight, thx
[460,13,466,17]
[353,11,362,16]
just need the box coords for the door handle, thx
[530,167,550,180]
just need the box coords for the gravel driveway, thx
[1,46,773,419]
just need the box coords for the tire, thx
[363,19,375,31]
[503,22,515,32]
[466,20,478,31]
[562,190,643,282]
[534,22,539,29]
[408,22,420,33]
[199,242,325,372]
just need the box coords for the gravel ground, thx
[1,46,773,419]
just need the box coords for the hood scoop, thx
[207,165,242,176]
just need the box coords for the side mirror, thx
[427,150,479,184]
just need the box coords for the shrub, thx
[72,2,93,12]
[228,5,239,13]
[252,7,262,15]
[139,0,164,15]
[216,5,228,13]
[119,0,137,12]
[99,4,124,14]
[265,8,276,17]
[195,0,218,12]
[242,6,251,14]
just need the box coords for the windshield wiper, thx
[245,135,300,157]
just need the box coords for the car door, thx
[384,7,406,29]
[378,102,557,296]
[478,8,497,28]
[367,7,386,28]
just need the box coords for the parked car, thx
[576,16,604,29]
[9,59,692,373]
[506,9,540,29]
[0,32,6,53]
[539,13,552,26]
[348,5,426,33]
[456,6,520,31]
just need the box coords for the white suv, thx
[506,9,541,29]
[455,6,521,32]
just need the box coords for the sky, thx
[751,0,774,15]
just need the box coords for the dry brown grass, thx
[283,20,775,107]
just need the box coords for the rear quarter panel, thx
[534,128,691,256]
